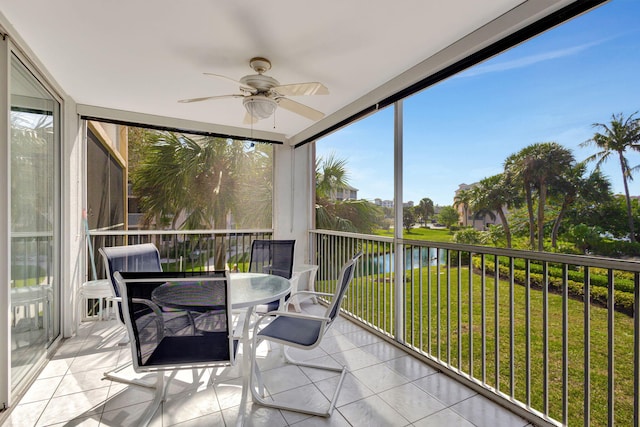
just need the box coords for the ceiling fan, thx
[178,57,329,123]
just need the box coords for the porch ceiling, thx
[1,1,575,144]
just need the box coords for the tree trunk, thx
[497,208,512,248]
[620,153,637,243]
[537,184,546,251]
[213,211,228,270]
[525,186,535,249]
[551,199,570,248]
[214,236,227,270]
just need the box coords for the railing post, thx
[635,272,640,427]
[393,100,404,343]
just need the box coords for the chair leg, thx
[137,371,166,426]
[103,361,157,389]
[250,340,347,417]
[253,356,266,397]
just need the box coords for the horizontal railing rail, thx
[88,229,273,275]
[82,229,272,318]
[310,229,640,427]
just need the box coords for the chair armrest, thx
[253,310,331,331]
[282,289,334,311]
[290,290,332,298]
[131,297,166,342]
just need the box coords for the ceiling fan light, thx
[243,96,277,119]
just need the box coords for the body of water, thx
[370,247,446,273]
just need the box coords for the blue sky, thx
[317,0,640,206]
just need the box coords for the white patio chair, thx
[249,251,363,417]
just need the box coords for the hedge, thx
[493,257,636,293]
[473,258,635,316]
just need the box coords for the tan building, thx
[454,183,503,230]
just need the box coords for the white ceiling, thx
[0,0,578,144]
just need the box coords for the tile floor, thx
[2,303,532,426]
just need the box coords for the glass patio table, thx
[151,272,290,311]
[150,272,290,426]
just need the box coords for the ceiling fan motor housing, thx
[240,74,279,93]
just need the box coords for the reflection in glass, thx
[10,54,59,391]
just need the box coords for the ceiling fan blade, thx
[178,94,245,103]
[203,73,257,93]
[273,82,329,96]
[243,111,258,125]
[277,97,325,121]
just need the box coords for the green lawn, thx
[342,266,633,427]
[374,226,454,242]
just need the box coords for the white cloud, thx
[459,40,604,78]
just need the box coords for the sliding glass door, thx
[9,53,60,393]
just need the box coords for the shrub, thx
[453,228,483,245]
[591,240,640,258]
[473,257,635,316]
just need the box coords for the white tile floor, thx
[2,303,532,427]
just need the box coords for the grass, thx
[374,226,454,242]
[12,264,47,287]
[339,265,634,427]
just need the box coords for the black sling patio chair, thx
[99,243,164,325]
[114,270,237,426]
[99,243,195,385]
[248,239,297,312]
[249,251,363,417]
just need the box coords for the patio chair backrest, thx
[248,239,295,279]
[99,243,163,322]
[325,251,363,325]
[114,270,236,371]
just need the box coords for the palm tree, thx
[130,131,266,268]
[416,197,435,226]
[504,149,536,249]
[548,162,584,249]
[505,142,574,251]
[315,153,383,233]
[454,189,472,227]
[471,174,519,248]
[581,112,640,243]
[549,164,611,248]
[316,153,349,200]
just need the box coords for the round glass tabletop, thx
[151,272,291,311]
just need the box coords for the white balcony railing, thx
[88,229,273,274]
[84,229,272,318]
[83,228,640,426]
[309,229,640,427]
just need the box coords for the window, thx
[86,122,274,231]
[315,108,394,234]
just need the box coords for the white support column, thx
[62,105,83,338]
[393,100,404,343]
[272,142,313,266]
[0,31,10,410]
